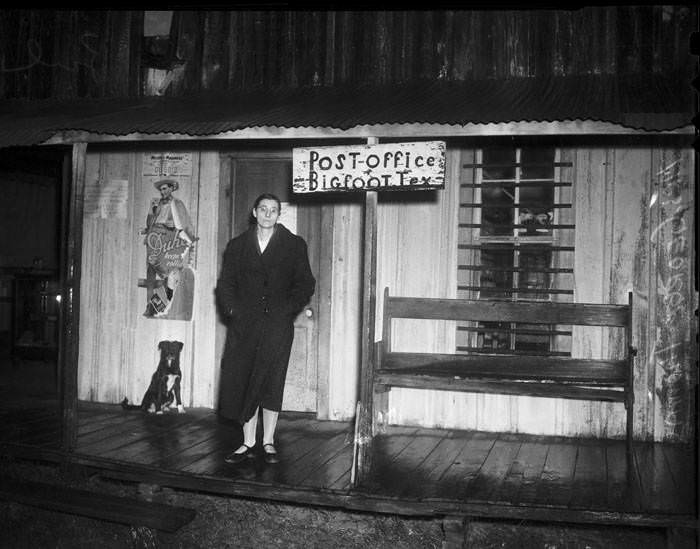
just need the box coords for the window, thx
[457,146,574,355]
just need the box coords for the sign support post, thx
[292,138,445,487]
[353,146,379,485]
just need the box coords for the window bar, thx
[512,148,522,349]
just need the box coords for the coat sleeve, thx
[216,239,239,318]
[287,237,316,317]
[171,198,196,243]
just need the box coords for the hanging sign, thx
[292,141,446,194]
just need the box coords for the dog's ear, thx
[158,341,164,350]
[176,341,183,352]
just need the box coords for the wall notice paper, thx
[84,179,129,219]
[143,153,193,178]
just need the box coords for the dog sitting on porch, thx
[121,340,186,414]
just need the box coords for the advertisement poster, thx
[140,157,197,321]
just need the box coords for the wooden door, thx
[230,155,320,413]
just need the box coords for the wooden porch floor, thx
[0,401,696,528]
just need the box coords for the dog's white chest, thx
[165,374,179,393]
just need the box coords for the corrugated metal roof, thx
[0,72,694,148]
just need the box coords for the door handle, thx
[304,307,313,319]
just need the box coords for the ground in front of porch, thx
[1,458,670,548]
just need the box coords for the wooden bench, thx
[373,287,637,460]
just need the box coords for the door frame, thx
[216,149,332,419]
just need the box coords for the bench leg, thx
[625,397,634,482]
[372,384,390,436]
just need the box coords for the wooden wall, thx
[372,143,696,442]
[1,8,695,99]
[78,147,220,408]
[76,140,695,442]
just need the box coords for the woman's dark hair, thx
[249,193,282,225]
[252,193,282,212]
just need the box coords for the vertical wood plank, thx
[191,151,219,408]
[355,187,378,485]
[610,148,652,440]
[650,147,696,442]
[77,150,101,402]
[568,147,608,437]
[315,205,334,419]
[61,142,87,452]
[323,11,336,85]
[328,200,362,421]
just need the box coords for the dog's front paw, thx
[156,410,163,415]
[177,404,186,414]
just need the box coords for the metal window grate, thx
[457,146,575,355]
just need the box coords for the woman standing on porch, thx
[216,193,315,465]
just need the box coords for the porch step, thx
[0,477,196,532]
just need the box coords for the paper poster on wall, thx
[84,179,129,219]
[138,176,198,321]
[142,153,193,178]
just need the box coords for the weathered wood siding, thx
[78,148,220,408]
[76,143,695,441]
[1,8,695,99]
[370,144,695,441]
[326,201,363,421]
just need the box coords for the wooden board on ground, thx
[0,477,196,532]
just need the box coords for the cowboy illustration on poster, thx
[141,178,197,320]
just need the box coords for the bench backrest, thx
[381,287,633,356]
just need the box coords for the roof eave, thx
[41,120,695,145]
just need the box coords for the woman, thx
[216,193,315,464]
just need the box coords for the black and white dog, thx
[121,340,185,414]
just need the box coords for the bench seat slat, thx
[381,352,627,384]
[374,372,627,402]
[388,297,629,326]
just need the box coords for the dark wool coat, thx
[216,223,316,423]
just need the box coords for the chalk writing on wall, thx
[0,34,100,84]
[651,156,692,438]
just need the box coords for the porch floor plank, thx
[436,431,497,501]
[662,442,696,515]
[605,440,643,512]
[0,401,695,528]
[467,434,522,503]
[368,428,444,499]
[569,439,608,510]
[502,438,550,507]
[364,427,421,495]
[535,439,578,507]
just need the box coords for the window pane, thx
[479,245,513,299]
[479,321,511,350]
[514,246,551,352]
[521,147,555,180]
[482,148,515,180]
[517,246,552,298]
[518,147,555,236]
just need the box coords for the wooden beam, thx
[60,142,86,452]
[354,137,379,487]
[0,478,195,533]
[386,294,631,326]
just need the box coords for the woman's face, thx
[253,198,280,229]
